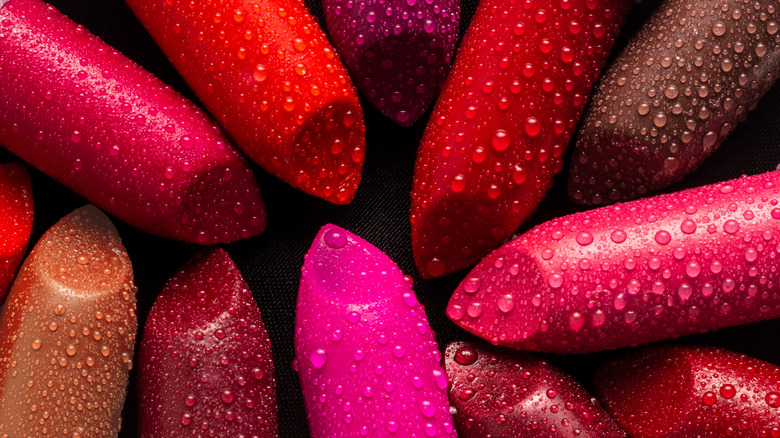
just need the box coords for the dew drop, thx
[724,220,740,234]
[654,230,672,245]
[253,64,268,82]
[467,302,483,318]
[720,384,736,399]
[686,261,701,278]
[653,112,668,127]
[576,231,593,246]
[310,349,327,369]
[767,392,780,408]
[678,284,693,300]
[450,174,466,192]
[454,347,478,365]
[568,312,584,331]
[420,400,436,418]
[524,117,541,137]
[680,219,697,234]
[712,21,726,36]
[491,129,511,151]
[610,230,627,243]
[323,228,347,249]
[498,294,515,313]
[512,165,528,184]
[463,277,481,294]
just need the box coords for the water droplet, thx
[568,312,584,331]
[653,112,668,127]
[467,302,483,318]
[420,400,436,418]
[548,273,564,289]
[450,174,466,192]
[720,384,736,399]
[524,117,541,137]
[680,219,697,234]
[610,230,627,243]
[512,165,527,184]
[463,277,481,293]
[253,64,268,82]
[767,392,780,408]
[712,21,726,36]
[498,294,515,313]
[458,388,475,400]
[678,284,693,300]
[724,220,740,234]
[317,228,345,251]
[454,347,478,365]
[654,230,671,245]
[702,391,717,406]
[576,231,593,246]
[310,349,327,369]
[686,261,701,278]
[491,129,511,151]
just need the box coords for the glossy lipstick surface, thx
[449,171,780,353]
[0,205,137,436]
[595,346,780,437]
[446,341,626,437]
[295,225,455,437]
[0,163,33,300]
[570,0,780,205]
[138,248,278,437]
[125,0,366,204]
[410,0,631,278]
[322,0,460,125]
[0,0,265,244]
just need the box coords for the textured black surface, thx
[6,0,780,436]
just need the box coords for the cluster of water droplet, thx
[0,0,265,243]
[323,0,460,125]
[596,346,780,437]
[138,249,278,437]
[0,206,137,437]
[448,171,780,353]
[411,0,630,278]
[445,342,626,437]
[571,0,780,204]
[295,226,455,436]
[125,0,367,204]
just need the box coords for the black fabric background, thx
[5,0,780,436]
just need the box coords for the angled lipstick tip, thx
[139,247,278,437]
[0,204,136,436]
[290,104,366,205]
[296,225,455,437]
[179,164,266,244]
[301,224,377,300]
[447,248,545,348]
[445,341,627,437]
[29,205,134,300]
